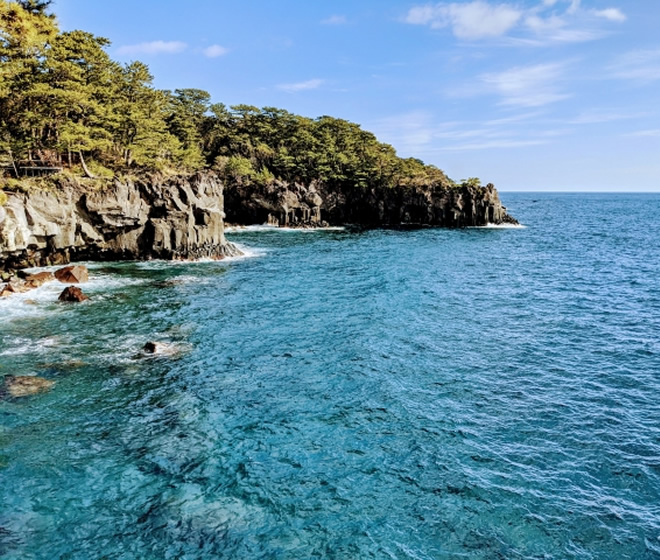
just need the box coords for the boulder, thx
[55,265,89,284]
[58,286,89,302]
[2,375,55,398]
[24,270,55,288]
[0,279,31,297]
[142,341,179,356]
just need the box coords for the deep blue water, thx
[1,193,659,559]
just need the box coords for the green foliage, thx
[0,0,459,189]
[461,177,481,188]
[0,189,6,205]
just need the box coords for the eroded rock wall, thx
[224,181,518,228]
[0,172,241,276]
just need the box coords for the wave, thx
[469,223,527,229]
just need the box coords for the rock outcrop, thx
[0,172,241,276]
[58,286,89,302]
[224,180,518,228]
[54,265,89,284]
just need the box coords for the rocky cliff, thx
[0,172,241,277]
[224,181,518,228]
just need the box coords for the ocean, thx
[1,192,659,559]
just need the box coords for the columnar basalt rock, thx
[223,181,518,228]
[0,172,241,276]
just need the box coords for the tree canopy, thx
[0,0,454,188]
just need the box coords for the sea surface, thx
[1,192,659,559]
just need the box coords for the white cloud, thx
[592,8,626,22]
[404,1,522,39]
[404,0,626,44]
[117,40,187,56]
[609,49,660,82]
[321,15,348,25]
[481,63,570,107]
[276,78,324,93]
[203,45,229,58]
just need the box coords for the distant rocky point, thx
[224,180,518,229]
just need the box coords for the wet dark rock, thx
[142,341,180,357]
[58,286,89,302]
[224,180,518,228]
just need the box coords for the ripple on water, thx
[1,193,660,559]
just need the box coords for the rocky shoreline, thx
[1,173,517,280]
[0,172,241,280]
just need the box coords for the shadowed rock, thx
[58,286,89,302]
[2,375,54,398]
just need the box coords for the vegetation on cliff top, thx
[0,1,469,191]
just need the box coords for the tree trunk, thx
[7,148,19,178]
[78,151,96,179]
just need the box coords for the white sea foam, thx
[469,223,527,229]
[0,335,69,357]
[226,224,345,233]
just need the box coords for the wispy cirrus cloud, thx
[321,15,348,25]
[608,49,660,83]
[117,40,187,56]
[276,78,324,93]
[369,111,562,155]
[480,62,571,107]
[625,129,660,138]
[203,45,229,58]
[403,0,626,45]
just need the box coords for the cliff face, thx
[0,172,241,276]
[224,181,518,228]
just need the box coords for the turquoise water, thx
[1,193,659,559]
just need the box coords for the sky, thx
[52,0,660,191]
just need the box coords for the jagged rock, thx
[58,286,89,302]
[224,180,518,228]
[0,279,31,297]
[0,172,242,274]
[2,375,54,398]
[55,265,89,284]
[24,271,55,288]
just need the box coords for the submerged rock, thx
[58,286,89,302]
[2,375,54,398]
[55,265,89,284]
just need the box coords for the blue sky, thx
[53,0,660,191]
